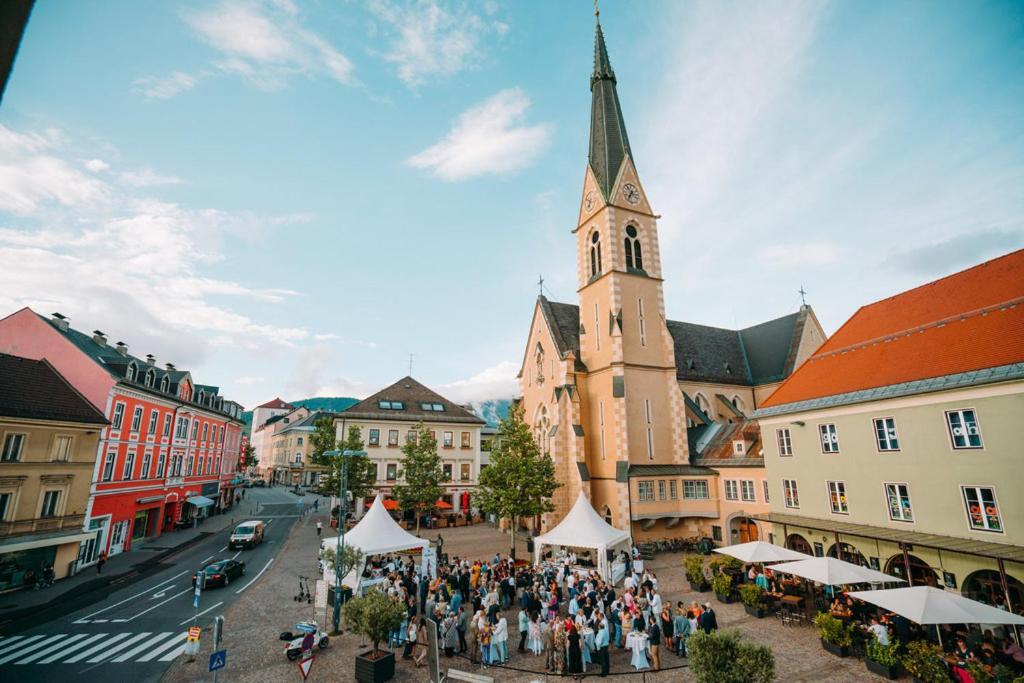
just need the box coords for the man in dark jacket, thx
[699,603,718,633]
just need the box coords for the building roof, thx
[256,397,294,410]
[278,410,333,434]
[0,353,109,424]
[691,420,764,466]
[588,18,632,200]
[339,376,485,425]
[538,296,587,372]
[760,249,1024,410]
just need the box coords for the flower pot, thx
[820,639,850,658]
[688,581,710,593]
[865,659,900,679]
[716,592,734,604]
[744,604,766,618]
[355,649,395,683]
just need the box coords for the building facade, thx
[0,308,246,562]
[250,397,294,480]
[271,410,331,487]
[0,354,108,588]
[755,250,1024,609]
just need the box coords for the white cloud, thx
[84,159,110,173]
[758,243,839,269]
[0,125,107,214]
[119,168,184,187]
[132,71,199,101]
[284,345,376,399]
[235,375,266,386]
[438,360,518,403]
[407,88,552,181]
[368,0,505,87]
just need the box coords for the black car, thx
[192,559,245,588]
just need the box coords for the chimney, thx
[92,330,107,346]
[146,354,156,365]
[115,341,128,356]
[165,362,176,372]
[51,312,70,332]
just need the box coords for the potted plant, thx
[865,639,901,679]
[812,612,851,657]
[712,572,734,604]
[343,588,407,683]
[739,583,767,618]
[900,640,948,683]
[684,555,710,592]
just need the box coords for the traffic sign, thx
[298,654,314,680]
[209,650,227,672]
[301,632,315,652]
[187,626,202,641]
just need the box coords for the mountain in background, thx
[465,398,512,427]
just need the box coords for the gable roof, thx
[256,397,294,410]
[339,376,485,425]
[0,353,109,424]
[278,410,333,434]
[760,249,1024,410]
[537,296,587,373]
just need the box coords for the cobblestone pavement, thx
[163,518,873,682]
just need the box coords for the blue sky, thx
[1,0,1022,409]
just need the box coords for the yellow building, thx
[0,353,108,589]
[755,250,1024,609]
[518,17,823,541]
[271,410,331,487]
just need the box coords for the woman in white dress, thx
[527,612,543,655]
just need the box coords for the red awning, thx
[436,500,452,510]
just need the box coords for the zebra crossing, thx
[0,630,187,667]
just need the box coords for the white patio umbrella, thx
[847,586,1024,626]
[713,541,810,564]
[770,556,906,586]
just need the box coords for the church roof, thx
[339,376,485,425]
[588,18,632,200]
[538,296,587,372]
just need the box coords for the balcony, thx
[289,461,304,469]
[0,514,86,538]
[630,496,720,528]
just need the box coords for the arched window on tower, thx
[603,506,613,526]
[590,230,602,278]
[624,224,643,271]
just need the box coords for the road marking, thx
[0,635,35,656]
[121,586,193,622]
[178,601,223,625]
[36,633,106,664]
[110,631,174,662]
[91,618,108,623]
[0,634,59,665]
[231,551,241,560]
[235,558,274,594]
[201,554,215,564]
[14,633,87,665]
[64,632,133,663]
[219,545,228,552]
[136,632,185,662]
[158,642,187,661]
[76,570,188,622]
[85,631,153,663]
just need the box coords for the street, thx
[0,486,314,683]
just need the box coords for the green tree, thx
[342,588,407,653]
[308,415,337,464]
[318,425,377,516]
[476,404,559,559]
[391,423,443,534]
[319,543,364,578]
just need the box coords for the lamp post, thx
[324,448,367,635]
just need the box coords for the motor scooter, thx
[279,621,329,661]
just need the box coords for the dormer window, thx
[160,376,169,392]
[144,369,154,387]
[198,390,206,404]
[733,440,745,455]
[126,362,137,381]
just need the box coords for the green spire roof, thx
[588,18,632,200]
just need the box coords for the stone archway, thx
[786,534,812,555]
[728,515,760,543]
[962,569,1024,609]
[884,554,940,587]
[827,542,869,567]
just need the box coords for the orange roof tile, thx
[761,249,1024,408]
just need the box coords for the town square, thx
[0,1,1022,682]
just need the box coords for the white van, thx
[230,520,265,549]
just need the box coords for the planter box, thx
[688,581,710,593]
[820,639,850,658]
[716,592,734,604]
[865,659,900,680]
[744,604,767,618]
[355,650,395,683]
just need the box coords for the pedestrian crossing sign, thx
[209,649,227,672]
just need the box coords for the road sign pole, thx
[212,616,224,683]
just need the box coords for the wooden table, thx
[780,595,805,608]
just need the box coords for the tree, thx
[308,415,337,464]
[318,425,377,508]
[687,630,775,683]
[476,404,559,559]
[343,588,407,655]
[319,543,364,579]
[391,423,443,535]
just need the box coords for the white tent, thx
[533,491,632,581]
[321,493,429,564]
[714,541,810,564]
[847,586,1024,626]
[770,556,906,586]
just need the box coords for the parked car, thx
[193,559,246,588]
[229,520,265,549]
[252,480,266,488]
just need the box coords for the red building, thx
[0,308,246,563]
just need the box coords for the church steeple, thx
[588,13,633,201]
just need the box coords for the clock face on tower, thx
[622,183,640,205]
[584,191,596,212]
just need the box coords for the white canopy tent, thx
[847,586,1024,626]
[714,541,810,564]
[770,556,906,586]
[533,491,632,582]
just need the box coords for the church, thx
[518,15,825,543]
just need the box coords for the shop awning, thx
[186,496,215,508]
[137,495,165,504]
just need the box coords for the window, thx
[388,430,399,446]
[962,486,1002,532]
[683,480,709,499]
[776,428,792,456]
[202,424,209,441]
[420,403,445,411]
[175,416,188,439]
[724,480,739,501]
[645,399,654,460]
[160,376,169,392]
[819,424,840,453]
[870,417,900,451]
[2,433,25,462]
[827,481,848,514]
[157,452,166,478]
[885,483,913,522]
[190,421,198,441]
[783,479,800,508]
[378,400,405,410]
[218,426,224,443]
[637,297,646,346]
[669,480,678,500]
[733,441,745,455]
[297,436,303,446]
[146,410,158,435]
[123,450,136,480]
[52,435,73,461]
[443,431,454,448]
[386,464,397,481]
[712,525,722,542]
[589,230,602,278]
[40,490,60,518]
[624,224,643,271]
[947,409,983,449]
[369,429,380,446]
[130,406,143,432]
[293,453,302,465]
[638,481,654,502]
[112,402,125,429]
[187,456,194,475]
[741,480,756,502]
[0,493,10,521]
[658,480,666,500]
[102,451,116,481]
[163,414,172,437]
[460,463,471,481]
[731,396,745,414]
[762,480,770,503]
[141,451,152,479]
[442,464,453,481]
[461,432,471,448]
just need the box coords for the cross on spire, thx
[799,285,808,307]
[408,353,414,376]
[594,0,600,18]
[538,274,545,297]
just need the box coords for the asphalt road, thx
[0,486,314,683]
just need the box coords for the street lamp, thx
[323,448,367,635]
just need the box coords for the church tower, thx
[575,14,690,529]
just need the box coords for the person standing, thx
[699,603,718,633]
[315,520,322,537]
[456,604,468,653]
[96,551,107,574]
[566,623,583,678]
[494,614,509,663]
[518,607,530,652]
[648,614,662,671]
[413,618,428,667]
[595,614,610,677]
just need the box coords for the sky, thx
[1,0,1022,410]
